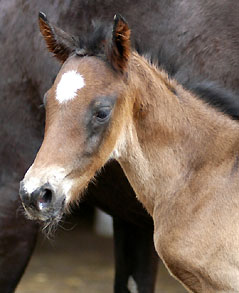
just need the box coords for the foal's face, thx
[19,12,131,222]
[20,56,126,221]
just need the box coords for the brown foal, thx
[20,13,239,292]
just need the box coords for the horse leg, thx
[113,217,158,293]
[0,182,38,293]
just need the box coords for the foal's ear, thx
[39,12,76,63]
[108,14,131,73]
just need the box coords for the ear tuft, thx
[109,14,131,73]
[39,11,48,22]
[38,12,76,63]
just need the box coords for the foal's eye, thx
[94,107,112,122]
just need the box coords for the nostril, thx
[42,188,52,203]
[38,188,53,210]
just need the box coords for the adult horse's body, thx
[20,14,239,292]
[1,0,239,292]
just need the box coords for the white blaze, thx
[56,70,85,103]
[23,165,73,197]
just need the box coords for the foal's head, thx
[19,13,132,222]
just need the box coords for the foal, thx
[20,14,239,292]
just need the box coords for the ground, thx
[16,215,187,293]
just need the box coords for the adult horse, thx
[20,14,239,292]
[1,0,239,292]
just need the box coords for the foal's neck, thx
[116,52,239,215]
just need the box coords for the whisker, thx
[58,222,78,232]
[38,104,45,109]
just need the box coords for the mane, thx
[74,20,136,59]
[73,20,239,121]
[186,81,239,120]
[74,20,113,57]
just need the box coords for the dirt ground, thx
[16,216,187,293]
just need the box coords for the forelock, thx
[74,20,113,57]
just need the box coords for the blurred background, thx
[15,208,186,292]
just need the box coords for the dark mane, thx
[74,20,136,60]
[186,80,239,120]
[74,20,113,57]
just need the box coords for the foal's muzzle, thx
[19,181,65,221]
